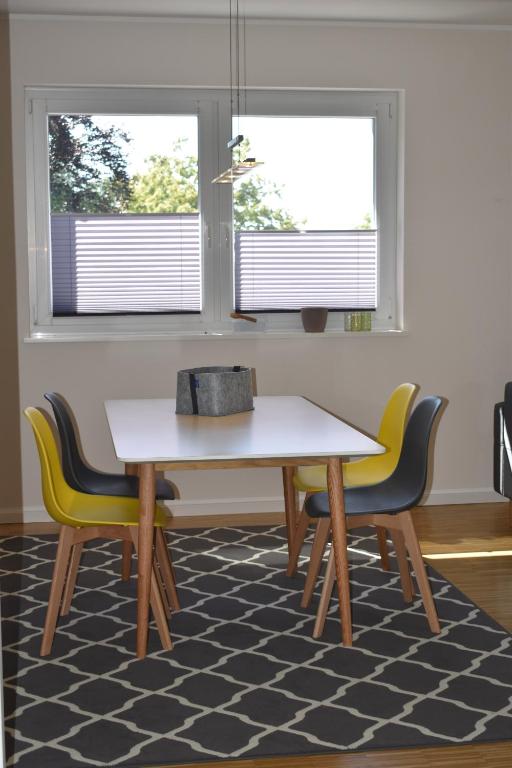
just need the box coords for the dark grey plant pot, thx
[300,307,328,333]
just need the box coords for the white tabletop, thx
[104,396,384,464]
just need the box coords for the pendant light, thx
[212,0,263,184]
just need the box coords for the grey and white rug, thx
[2,524,512,767]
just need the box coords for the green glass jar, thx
[344,311,371,331]
[361,311,372,331]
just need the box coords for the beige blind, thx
[235,229,377,312]
[51,213,201,315]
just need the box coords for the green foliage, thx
[125,139,299,230]
[49,123,299,230]
[127,140,198,213]
[49,115,131,213]
[231,137,297,229]
[355,212,373,230]
[233,176,297,231]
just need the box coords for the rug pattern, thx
[1,525,512,767]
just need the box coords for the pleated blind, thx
[51,213,201,315]
[235,229,377,312]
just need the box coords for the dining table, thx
[104,395,384,658]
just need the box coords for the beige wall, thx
[0,16,22,515]
[8,17,512,517]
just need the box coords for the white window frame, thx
[25,86,402,340]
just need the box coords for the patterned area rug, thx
[2,525,512,767]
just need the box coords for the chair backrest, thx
[377,382,418,458]
[44,392,94,492]
[24,407,78,526]
[344,382,417,486]
[388,395,443,507]
[504,382,512,451]
[494,383,512,498]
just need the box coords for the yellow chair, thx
[24,407,179,656]
[289,383,418,604]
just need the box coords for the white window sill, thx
[25,328,406,343]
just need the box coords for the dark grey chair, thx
[494,382,512,500]
[44,392,175,500]
[288,396,444,638]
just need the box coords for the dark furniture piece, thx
[44,392,175,500]
[494,382,512,500]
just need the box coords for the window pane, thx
[48,114,201,316]
[233,116,376,312]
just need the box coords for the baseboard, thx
[2,487,505,524]
[166,496,286,516]
[423,488,504,505]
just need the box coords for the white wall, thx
[9,16,512,518]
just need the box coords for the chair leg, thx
[155,527,180,612]
[121,540,133,581]
[286,507,311,576]
[376,526,391,571]
[399,510,440,633]
[60,541,84,616]
[41,526,75,656]
[301,518,331,608]
[313,547,337,639]
[129,528,173,651]
[153,554,171,619]
[282,466,299,557]
[389,529,414,603]
[149,567,173,650]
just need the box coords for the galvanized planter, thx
[176,366,254,416]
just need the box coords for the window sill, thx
[25,328,406,343]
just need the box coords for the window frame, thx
[25,86,402,340]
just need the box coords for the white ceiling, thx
[2,0,512,26]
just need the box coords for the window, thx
[26,87,401,338]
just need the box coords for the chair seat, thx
[305,477,422,519]
[79,472,175,501]
[294,459,393,493]
[294,465,327,492]
[67,492,169,528]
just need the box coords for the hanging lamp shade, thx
[212,0,262,185]
[212,158,263,184]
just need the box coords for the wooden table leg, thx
[327,456,352,647]
[282,466,299,556]
[137,462,156,658]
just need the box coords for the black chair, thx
[44,392,175,500]
[289,396,443,638]
[494,382,512,501]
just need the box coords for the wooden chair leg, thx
[313,547,337,639]
[282,466,299,556]
[153,554,171,619]
[155,527,180,611]
[121,540,133,581]
[389,529,414,603]
[60,541,83,616]
[129,528,172,651]
[286,508,311,576]
[376,526,391,571]
[301,518,331,608]
[399,510,440,633]
[41,526,75,656]
[150,564,173,650]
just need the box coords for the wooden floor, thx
[3,502,512,767]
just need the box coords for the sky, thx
[93,114,375,230]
